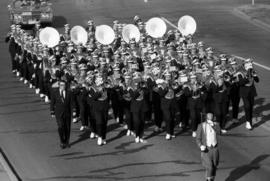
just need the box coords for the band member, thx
[238,60,259,130]
[92,78,109,146]
[196,113,220,181]
[130,79,148,143]
[50,81,76,149]
[225,60,240,123]
[213,77,228,133]
[187,75,203,137]
[121,74,134,136]
[86,79,98,139]
[159,84,178,140]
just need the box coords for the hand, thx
[72,112,76,117]
[51,112,55,118]
[200,145,206,151]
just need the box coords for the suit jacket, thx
[196,122,220,148]
[50,89,74,121]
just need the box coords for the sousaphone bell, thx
[178,15,197,36]
[95,25,115,45]
[122,24,140,43]
[39,27,60,48]
[70,25,88,45]
[145,17,167,38]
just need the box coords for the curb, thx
[233,7,270,33]
[0,148,22,181]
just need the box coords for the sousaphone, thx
[122,24,140,43]
[178,15,197,36]
[95,25,115,45]
[39,27,60,48]
[145,17,167,38]
[70,25,88,45]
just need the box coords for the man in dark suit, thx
[50,81,75,149]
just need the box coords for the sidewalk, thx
[234,4,270,31]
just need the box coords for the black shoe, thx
[65,143,70,148]
[60,143,66,149]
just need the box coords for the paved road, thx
[0,0,270,181]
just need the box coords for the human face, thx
[59,82,66,91]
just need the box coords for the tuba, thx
[95,25,115,45]
[70,25,88,45]
[145,17,167,38]
[178,15,197,36]
[122,24,141,43]
[39,27,60,48]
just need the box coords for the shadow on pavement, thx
[65,144,154,160]
[222,133,270,138]
[225,154,270,181]
[253,98,270,129]
[107,129,126,143]
[69,130,91,147]
[88,159,200,173]
[51,151,84,158]
[114,141,133,150]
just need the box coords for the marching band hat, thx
[245,58,253,63]
[130,38,136,44]
[167,30,173,35]
[190,74,197,79]
[70,58,77,65]
[103,47,109,53]
[230,60,236,65]
[92,52,99,58]
[206,47,213,52]
[207,50,214,54]
[60,57,68,64]
[113,20,119,24]
[87,19,94,25]
[79,63,88,70]
[124,74,131,79]
[156,78,165,84]
[192,59,199,65]
[175,30,181,36]
[183,53,189,57]
[134,15,141,22]
[37,56,42,61]
[198,41,204,47]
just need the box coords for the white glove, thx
[200,145,206,151]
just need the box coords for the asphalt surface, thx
[1,0,270,181]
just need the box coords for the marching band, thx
[5,15,260,148]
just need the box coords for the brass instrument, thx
[178,15,197,36]
[122,24,141,43]
[95,25,115,45]
[39,27,60,48]
[70,26,88,45]
[145,17,167,38]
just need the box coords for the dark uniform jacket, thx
[50,89,74,121]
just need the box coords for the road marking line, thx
[233,55,270,71]
[161,16,270,72]
[161,17,178,29]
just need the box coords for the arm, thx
[196,124,203,148]
[50,90,56,116]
